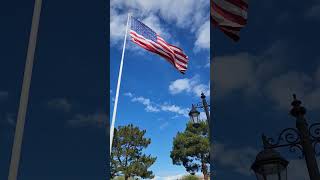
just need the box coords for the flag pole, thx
[110,13,131,154]
[8,0,42,180]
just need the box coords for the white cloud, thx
[169,75,210,97]
[287,158,320,180]
[47,98,71,112]
[153,174,185,180]
[212,41,289,98]
[213,53,256,97]
[153,173,203,180]
[132,96,160,112]
[110,0,209,48]
[213,143,258,176]
[110,9,127,45]
[124,92,133,97]
[159,121,169,130]
[265,71,312,109]
[211,41,320,110]
[4,113,16,127]
[306,2,320,19]
[160,104,189,117]
[0,91,8,100]
[67,112,107,128]
[315,63,320,83]
[194,20,210,51]
[205,57,210,68]
[111,0,208,28]
[169,78,192,94]
[126,93,190,118]
[199,112,207,120]
[305,88,320,110]
[265,69,320,111]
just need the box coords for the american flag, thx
[129,17,189,74]
[211,0,248,41]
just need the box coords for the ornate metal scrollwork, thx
[313,141,320,156]
[309,123,320,156]
[309,123,320,140]
[194,103,210,109]
[264,128,302,147]
[194,102,204,108]
[288,144,304,159]
[262,128,303,155]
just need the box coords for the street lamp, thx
[188,92,210,128]
[252,94,320,180]
[189,104,201,128]
[251,139,289,180]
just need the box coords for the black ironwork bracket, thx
[262,128,304,158]
[261,122,320,159]
[194,102,211,109]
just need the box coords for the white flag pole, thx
[110,13,131,154]
[8,0,42,180]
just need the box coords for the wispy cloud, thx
[287,158,320,180]
[212,40,320,110]
[306,1,320,20]
[153,173,203,180]
[212,142,258,176]
[123,92,133,97]
[67,112,107,128]
[47,98,72,112]
[124,92,190,118]
[169,75,210,97]
[0,91,8,100]
[132,96,161,112]
[213,41,289,99]
[159,121,169,130]
[3,113,16,127]
[160,104,189,117]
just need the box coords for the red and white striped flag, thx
[211,0,248,41]
[129,17,189,74]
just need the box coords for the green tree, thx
[111,124,157,180]
[180,174,201,180]
[170,121,210,180]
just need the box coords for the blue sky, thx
[212,0,320,179]
[110,1,210,179]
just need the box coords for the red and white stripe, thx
[211,0,248,41]
[129,30,189,74]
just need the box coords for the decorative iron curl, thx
[309,123,320,140]
[194,102,210,108]
[264,128,302,148]
[288,144,304,159]
[312,141,320,157]
[194,102,204,109]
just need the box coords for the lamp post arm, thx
[262,128,304,158]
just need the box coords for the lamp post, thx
[251,94,320,180]
[188,92,210,128]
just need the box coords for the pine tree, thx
[170,121,210,180]
[111,124,157,180]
